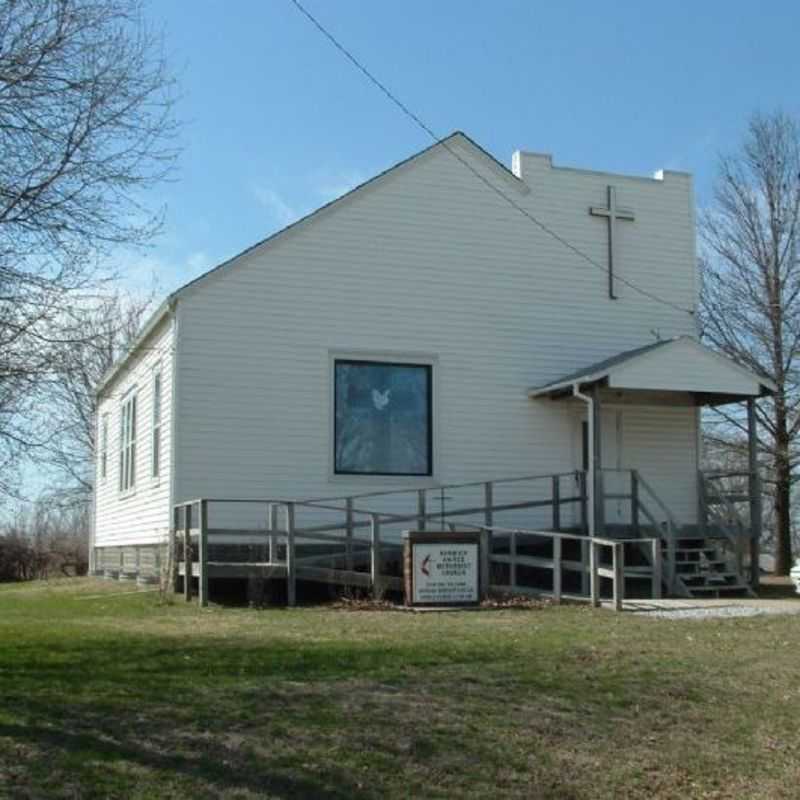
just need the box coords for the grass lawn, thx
[0,580,799,799]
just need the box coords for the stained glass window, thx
[334,360,432,476]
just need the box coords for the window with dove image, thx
[334,359,432,475]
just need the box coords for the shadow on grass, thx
[0,631,507,797]
[0,634,407,797]
[0,715,373,799]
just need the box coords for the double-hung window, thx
[152,369,162,478]
[119,392,137,493]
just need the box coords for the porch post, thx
[198,499,209,608]
[183,503,192,602]
[171,505,179,593]
[591,384,604,536]
[747,398,762,591]
[285,502,296,607]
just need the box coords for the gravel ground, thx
[634,605,768,620]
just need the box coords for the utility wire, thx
[289,0,695,317]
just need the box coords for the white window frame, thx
[151,367,162,479]
[119,390,137,494]
[99,414,109,480]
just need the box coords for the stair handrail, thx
[631,469,680,594]
[698,471,746,579]
[300,470,579,505]
[633,470,679,529]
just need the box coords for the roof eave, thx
[757,377,778,395]
[529,374,776,402]
[527,374,605,398]
[94,295,177,398]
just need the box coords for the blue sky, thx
[13,0,799,505]
[134,0,800,296]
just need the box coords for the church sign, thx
[403,531,481,607]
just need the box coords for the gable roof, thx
[529,336,776,400]
[97,131,526,395]
[176,131,527,298]
[530,339,673,393]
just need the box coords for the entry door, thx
[577,409,628,525]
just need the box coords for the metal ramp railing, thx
[170,470,670,611]
[171,471,589,606]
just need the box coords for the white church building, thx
[92,132,774,605]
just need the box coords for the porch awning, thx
[528,336,776,405]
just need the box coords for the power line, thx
[288,0,695,317]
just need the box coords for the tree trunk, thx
[774,439,794,574]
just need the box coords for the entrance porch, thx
[530,335,776,596]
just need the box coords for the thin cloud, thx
[663,129,717,172]
[252,185,300,228]
[111,249,213,294]
[251,168,370,232]
[186,250,212,275]
[314,169,368,203]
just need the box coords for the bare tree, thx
[37,288,154,505]
[699,111,800,575]
[0,499,89,581]
[0,0,178,501]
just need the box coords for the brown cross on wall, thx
[590,185,635,299]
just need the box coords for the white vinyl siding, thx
[119,392,137,493]
[171,141,699,522]
[619,405,699,523]
[94,314,174,547]
[152,368,162,478]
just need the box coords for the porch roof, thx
[528,336,776,404]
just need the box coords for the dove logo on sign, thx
[372,388,391,410]
[410,539,479,605]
